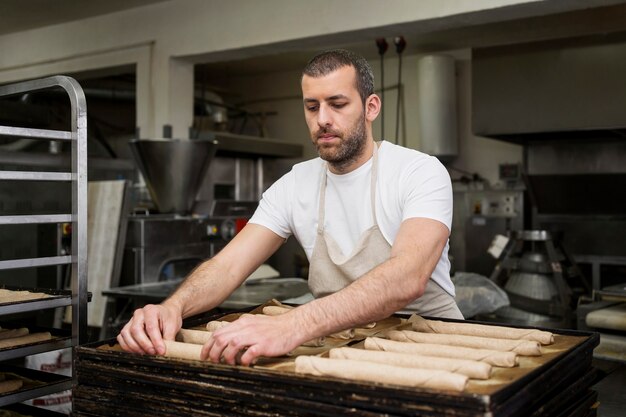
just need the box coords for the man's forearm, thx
[292,218,448,343]
[293,255,427,342]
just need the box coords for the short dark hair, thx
[302,49,374,104]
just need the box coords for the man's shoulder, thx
[379,141,443,171]
[291,157,325,175]
[270,157,323,193]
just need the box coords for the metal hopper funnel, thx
[129,139,218,214]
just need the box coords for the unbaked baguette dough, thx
[0,289,50,303]
[388,330,542,356]
[0,379,23,393]
[329,347,492,379]
[295,355,468,391]
[163,340,203,361]
[0,332,52,349]
[206,321,230,332]
[329,329,354,340]
[365,337,519,367]
[0,328,29,340]
[302,337,326,347]
[262,306,291,316]
[410,316,554,345]
[176,329,213,345]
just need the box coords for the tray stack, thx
[74,309,599,417]
[0,287,75,408]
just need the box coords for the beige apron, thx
[308,142,463,319]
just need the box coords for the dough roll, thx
[176,329,213,345]
[411,316,554,345]
[365,337,519,367]
[0,328,29,340]
[262,306,292,316]
[0,379,23,393]
[206,321,230,332]
[303,337,326,347]
[163,340,203,361]
[329,329,355,340]
[329,347,491,379]
[0,332,52,349]
[295,355,468,391]
[388,330,542,356]
[0,289,49,303]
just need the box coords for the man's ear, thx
[365,94,381,122]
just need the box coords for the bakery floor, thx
[593,358,626,417]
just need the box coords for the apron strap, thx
[370,141,379,222]
[317,162,327,233]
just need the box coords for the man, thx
[118,49,462,366]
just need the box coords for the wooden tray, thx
[74,309,600,417]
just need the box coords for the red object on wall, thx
[235,218,248,234]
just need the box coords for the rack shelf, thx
[0,75,88,411]
[0,365,72,407]
[0,322,72,362]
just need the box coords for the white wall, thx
[0,0,548,138]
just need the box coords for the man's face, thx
[301,66,368,170]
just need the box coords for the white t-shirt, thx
[249,141,455,296]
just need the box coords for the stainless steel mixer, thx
[490,230,590,328]
[129,138,218,214]
[119,138,242,286]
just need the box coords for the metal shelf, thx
[194,130,303,158]
[0,75,88,409]
[0,380,72,408]
[0,376,72,407]
[1,402,69,416]
[0,287,89,316]
[0,333,72,362]
[0,296,71,315]
[0,171,73,181]
[0,364,72,407]
[0,256,72,270]
[0,214,72,225]
[0,125,73,141]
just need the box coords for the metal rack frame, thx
[0,76,88,405]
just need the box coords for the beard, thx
[313,112,367,172]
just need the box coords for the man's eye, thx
[306,106,318,112]
[331,103,346,109]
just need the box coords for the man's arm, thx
[205,217,448,365]
[117,224,285,355]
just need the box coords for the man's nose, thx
[317,104,332,127]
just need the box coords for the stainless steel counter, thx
[103,278,310,310]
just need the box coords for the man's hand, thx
[201,313,304,366]
[117,303,183,356]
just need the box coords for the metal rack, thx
[0,76,88,407]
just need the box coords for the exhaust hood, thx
[472,33,626,143]
[192,130,303,158]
